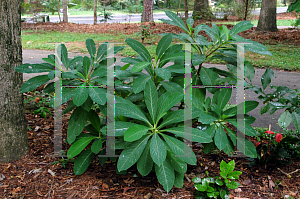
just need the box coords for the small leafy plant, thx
[193,160,242,199]
[33,106,52,118]
[135,24,152,43]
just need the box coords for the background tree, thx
[0,0,29,163]
[256,0,278,31]
[63,0,68,22]
[142,0,153,22]
[193,0,215,20]
[94,0,97,25]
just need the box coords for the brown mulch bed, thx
[1,90,300,198]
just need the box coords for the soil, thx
[1,86,300,199]
[21,11,300,46]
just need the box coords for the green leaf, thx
[115,121,136,136]
[226,119,257,136]
[162,127,212,143]
[223,101,259,116]
[98,148,108,166]
[165,64,184,74]
[156,33,172,59]
[83,56,90,77]
[194,24,205,36]
[159,110,185,128]
[217,88,232,111]
[162,134,196,165]
[133,75,151,94]
[200,67,219,92]
[167,151,187,173]
[197,110,217,124]
[88,110,101,132]
[137,141,153,176]
[227,171,242,180]
[261,68,274,90]
[15,63,54,73]
[91,139,102,154]
[214,126,228,151]
[150,133,167,166]
[237,137,257,158]
[230,21,253,36]
[155,158,175,192]
[90,67,107,78]
[124,124,150,142]
[131,62,151,73]
[225,180,240,189]
[42,57,55,65]
[156,92,184,122]
[96,43,107,61]
[115,97,151,126]
[160,81,183,93]
[278,111,292,129]
[67,137,96,158]
[89,87,107,105]
[117,135,150,171]
[155,68,171,80]
[245,62,255,82]
[192,54,206,66]
[288,0,300,12]
[86,39,96,57]
[159,52,185,65]
[125,38,152,62]
[215,179,224,186]
[121,57,141,65]
[73,148,94,175]
[145,80,158,123]
[291,112,300,132]
[60,44,69,68]
[20,75,50,93]
[162,11,189,32]
[174,171,184,188]
[67,107,89,144]
[73,86,89,106]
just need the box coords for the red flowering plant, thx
[248,126,299,168]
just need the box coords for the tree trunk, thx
[193,0,215,20]
[94,0,97,25]
[256,0,277,31]
[0,0,29,163]
[142,0,153,22]
[57,0,61,22]
[183,0,188,22]
[63,0,68,22]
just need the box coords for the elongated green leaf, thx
[145,80,158,123]
[42,57,55,65]
[67,137,96,158]
[86,39,96,57]
[20,75,50,93]
[291,112,300,131]
[163,11,189,32]
[162,127,212,143]
[278,111,292,129]
[230,21,253,36]
[115,121,136,136]
[162,134,196,165]
[124,124,150,142]
[91,139,102,154]
[217,88,232,111]
[200,67,219,93]
[132,75,151,94]
[67,107,89,144]
[117,135,150,171]
[60,44,69,68]
[214,126,228,151]
[131,62,151,73]
[137,141,153,176]
[155,158,175,192]
[15,63,54,73]
[73,86,89,106]
[245,62,255,82]
[156,33,172,59]
[261,68,274,90]
[197,110,217,124]
[155,68,171,80]
[174,171,184,188]
[90,67,107,78]
[167,151,187,173]
[159,52,185,64]
[225,119,257,136]
[125,38,152,62]
[150,133,167,166]
[96,43,107,60]
[115,98,151,125]
[88,110,101,132]
[159,110,185,128]
[165,64,184,73]
[73,148,94,175]
[223,101,259,117]
[83,56,90,77]
[121,57,141,65]
[237,138,257,158]
[89,87,107,105]
[160,81,183,93]
[156,92,184,122]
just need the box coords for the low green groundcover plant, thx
[15,10,278,192]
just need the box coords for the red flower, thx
[275,133,283,143]
[255,142,261,147]
[265,130,274,135]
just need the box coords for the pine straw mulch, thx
[21,11,300,46]
[1,87,300,199]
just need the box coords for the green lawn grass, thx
[21,30,300,71]
[215,19,299,27]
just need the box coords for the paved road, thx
[22,49,300,132]
[46,7,288,24]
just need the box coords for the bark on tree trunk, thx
[57,0,61,22]
[256,0,278,32]
[193,0,215,20]
[63,0,68,22]
[94,0,97,25]
[183,0,188,22]
[0,0,29,163]
[142,0,153,22]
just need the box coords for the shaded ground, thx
[1,88,300,199]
